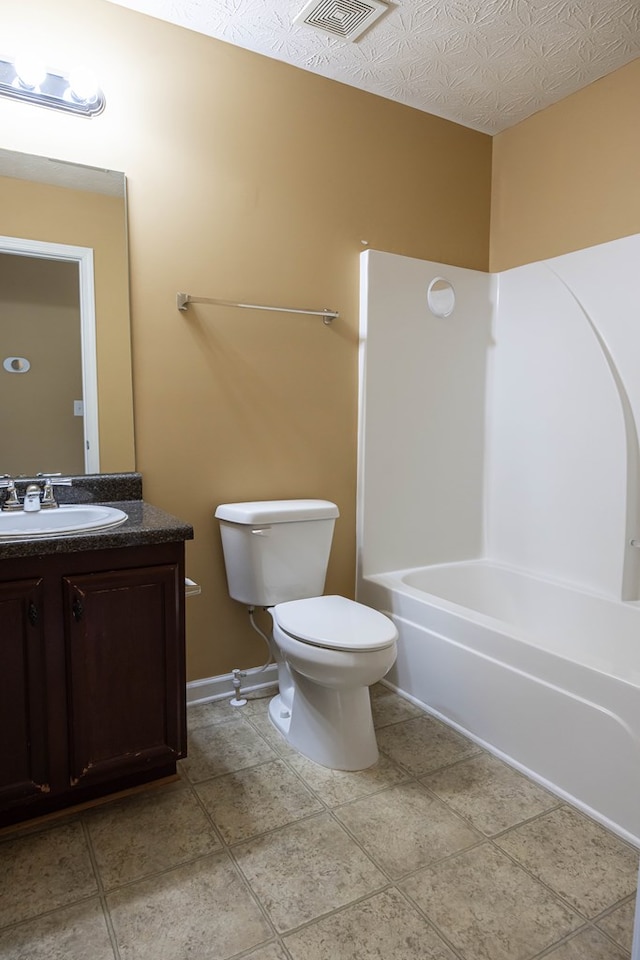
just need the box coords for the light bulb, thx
[13,55,47,90]
[68,68,99,104]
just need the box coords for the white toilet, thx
[214,499,398,770]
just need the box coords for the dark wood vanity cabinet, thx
[0,541,187,826]
[0,578,49,807]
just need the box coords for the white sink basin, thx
[0,504,128,541]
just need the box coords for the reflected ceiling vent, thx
[293,0,389,42]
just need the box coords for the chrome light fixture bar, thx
[0,56,105,118]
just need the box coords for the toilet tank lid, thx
[215,499,339,524]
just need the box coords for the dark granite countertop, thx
[0,473,193,560]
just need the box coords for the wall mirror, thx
[0,148,135,477]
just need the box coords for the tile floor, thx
[0,683,637,960]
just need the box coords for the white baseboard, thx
[186,664,279,705]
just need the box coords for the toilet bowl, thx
[269,595,398,769]
[214,499,398,770]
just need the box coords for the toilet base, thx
[268,693,292,737]
[268,678,379,771]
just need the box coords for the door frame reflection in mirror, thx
[0,234,99,473]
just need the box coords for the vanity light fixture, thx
[0,55,105,118]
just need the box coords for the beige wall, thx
[0,175,135,471]
[490,59,640,271]
[0,0,491,681]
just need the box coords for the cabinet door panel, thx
[0,579,49,804]
[63,564,183,788]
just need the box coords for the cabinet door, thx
[0,578,49,805]
[63,564,185,789]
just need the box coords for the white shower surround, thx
[357,236,640,844]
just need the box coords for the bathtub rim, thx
[364,558,640,687]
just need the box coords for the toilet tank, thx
[215,499,339,606]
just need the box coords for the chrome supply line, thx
[177,293,338,324]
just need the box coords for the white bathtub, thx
[359,559,640,845]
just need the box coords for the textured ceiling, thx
[105,0,640,134]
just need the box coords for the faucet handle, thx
[37,473,73,485]
[40,476,73,508]
[0,477,21,510]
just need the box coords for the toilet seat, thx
[274,595,397,652]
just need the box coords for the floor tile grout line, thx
[527,924,590,960]
[491,800,571,838]
[487,804,639,901]
[414,743,550,787]
[224,836,338,943]
[491,796,640,856]
[398,775,491,837]
[272,766,490,884]
[181,771,229,848]
[221,806,330,850]
[375,742,485,780]
[275,751,417,812]
[330,785,490,880]
[529,916,632,960]
[0,892,104,937]
[584,919,634,959]
[90,811,278,960]
[215,843,288,951]
[86,842,266,898]
[484,831,619,926]
[186,721,438,854]
[386,834,491,885]
[0,811,81,847]
[596,891,638,919]
[398,860,590,960]
[210,791,487,887]
[452,797,566,841]
[80,818,122,960]
[260,880,398,939]
[208,748,407,940]
[390,880,481,960]
[191,750,329,809]
[230,724,567,853]
[227,936,294,960]
[248,749,429,887]
[88,819,285,956]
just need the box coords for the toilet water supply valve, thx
[230,669,248,707]
[228,607,274,707]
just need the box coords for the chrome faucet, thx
[23,484,42,512]
[0,474,73,511]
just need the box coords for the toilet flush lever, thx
[251,527,271,536]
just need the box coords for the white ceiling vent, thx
[293,0,389,42]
